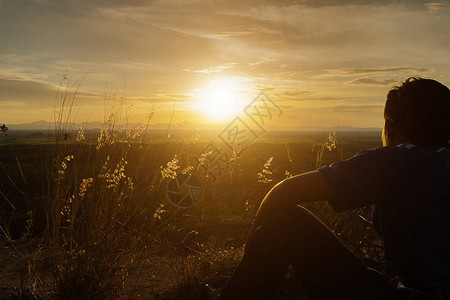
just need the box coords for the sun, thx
[193,78,248,120]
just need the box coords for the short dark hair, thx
[384,77,450,146]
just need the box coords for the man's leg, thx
[218,205,402,300]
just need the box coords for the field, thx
[0,126,384,299]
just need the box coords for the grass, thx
[0,77,385,299]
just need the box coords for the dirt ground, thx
[0,222,312,300]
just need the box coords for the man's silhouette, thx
[214,77,450,300]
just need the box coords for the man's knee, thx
[257,179,292,215]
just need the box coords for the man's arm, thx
[254,170,331,224]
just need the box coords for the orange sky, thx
[0,0,449,128]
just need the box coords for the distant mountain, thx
[6,120,201,131]
[7,120,103,131]
[294,125,381,132]
[8,120,52,130]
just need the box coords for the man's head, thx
[382,77,450,147]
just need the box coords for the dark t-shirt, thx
[319,143,450,295]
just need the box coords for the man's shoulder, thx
[351,144,406,158]
[354,143,450,161]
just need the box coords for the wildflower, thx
[153,203,166,220]
[127,177,134,190]
[61,195,75,219]
[326,131,337,151]
[78,178,93,197]
[131,124,146,139]
[245,199,253,212]
[285,170,293,178]
[181,166,194,174]
[99,158,128,189]
[76,123,85,141]
[194,132,200,143]
[58,162,66,175]
[126,126,132,139]
[96,114,115,150]
[160,155,180,179]
[257,157,273,183]
[197,150,212,169]
[58,155,74,175]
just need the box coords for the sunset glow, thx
[1,1,449,128]
[193,78,249,121]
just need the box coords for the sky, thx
[0,0,449,128]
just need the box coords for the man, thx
[207,77,450,299]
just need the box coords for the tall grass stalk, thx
[40,77,171,299]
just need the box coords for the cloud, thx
[276,90,347,101]
[328,105,384,113]
[255,87,275,92]
[248,57,278,66]
[0,78,57,107]
[156,94,192,102]
[331,67,432,75]
[293,0,426,8]
[0,78,107,108]
[281,90,314,97]
[0,100,27,108]
[350,78,398,86]
[296,96,347,102]
[193,63,238,74]
[29,0,49,6]
[122,93,195,104]
[425,2,448,13]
